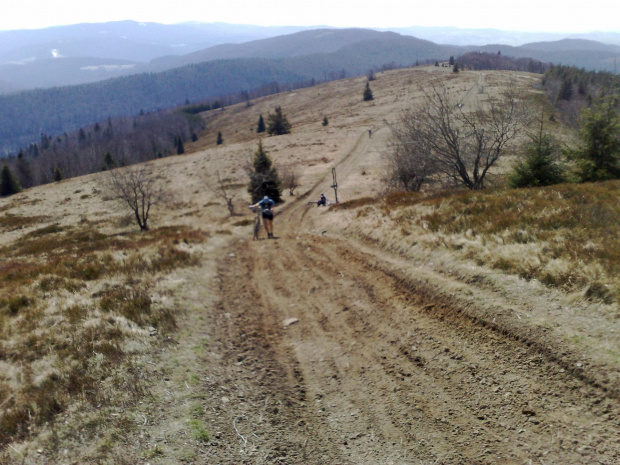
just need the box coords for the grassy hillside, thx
[329,182,620,304]
[1,66,618,463]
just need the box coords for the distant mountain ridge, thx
[0,21,316,92]
[1,22,619,93]
[1,26,620,155]
[384,26,620,47]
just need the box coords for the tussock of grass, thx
[23,224,65,238]
[340,181,620,303]
[233,218,253,227]
[99,285,177,331]
[188,419,209,443]
[0,224,206,450]
[0,213,50,230]
[331,196,377,210]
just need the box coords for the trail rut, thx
[206,130,620,464]
[211,230,620,464]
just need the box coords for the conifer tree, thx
[257,114,266,133]
[53,166,63,182]
[509,119,565,188]
[103,152,116,170]
[247,141,282,203]
[363,82,374,101]
[322,116,329,126]
[570,96,620,181]
[217,132,223,145]
[16,151,33,189]
[558,78,573,101]
[0,165,22,197]
[176,137,185,155]
[266,107,291,136]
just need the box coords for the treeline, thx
[456,52,550,73]
[180,60,426,115]
[0,33,453,155]
[1,109,204,191]
[0,52,428,193]
[540,65,620,125]
[0,58,306,155]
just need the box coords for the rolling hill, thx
[1,26,619,155]
[1,23,619,94]
[1,65,619,464]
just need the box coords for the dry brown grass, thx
[0,220,207,450]
[330,181,620,304]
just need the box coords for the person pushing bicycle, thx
[249,195,276,239]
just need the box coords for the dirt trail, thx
[207,132,620,464]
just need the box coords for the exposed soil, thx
[194,216,620,464]
[156,128,620,463]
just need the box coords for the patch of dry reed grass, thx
[341,181,620,303]
[0,224,207,450]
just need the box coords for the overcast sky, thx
[1,0,618,33]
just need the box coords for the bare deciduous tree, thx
[387,121,438,192]
[390,79,530,190]
[203,170,236,216]
[101,166,165,230]
[280,165,300,196]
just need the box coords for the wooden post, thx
[331,168,339,203]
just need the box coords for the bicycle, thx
[249,206,262,240]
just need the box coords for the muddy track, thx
[209,131,620,464]
[213,231,620,464]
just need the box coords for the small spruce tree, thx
[570,96,620,182]
[247,141,282,203]
[0,165,22,197]
[363,82,374,101]
[266,107,291,136]
[557,78,573,101]
[509,123,565,188]
[257,114,266,133]
[16,151,33,189]
[322,116,329,126]
[103,152,116,170]
[53,166,63,182]
[216,132,223,145]
[177,137,185,155]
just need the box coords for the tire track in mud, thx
[217,233,620,464]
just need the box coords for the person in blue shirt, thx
[249,195,276,239]
[317,193,327,207]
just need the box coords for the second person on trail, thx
[250,195,276,239]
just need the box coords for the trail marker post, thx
[331,168,339,204]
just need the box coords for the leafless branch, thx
[100,165,166,230]
[201,170,235,216]
[389,78,530,190]
[280,165,300,196]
